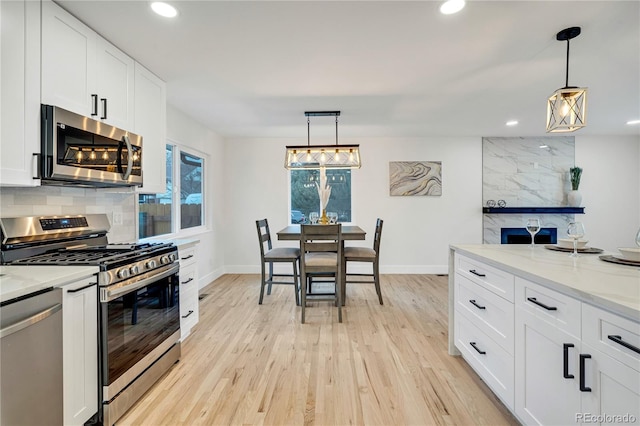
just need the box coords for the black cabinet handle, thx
[469,299,486,310]
[91,94,98,116]
[579,354,592,392]
[469,269,486,277]
[182,310,194,319]
[100,98,107,120]
[563,343,575,379]
[181,254,194,260]
[181,278,194,285]
[527,297,557,311]
[469,341,486,355]
[607,335,640,355]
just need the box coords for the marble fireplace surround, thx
[482,136,577,244]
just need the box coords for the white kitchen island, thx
[448,244,640,425]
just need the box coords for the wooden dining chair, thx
[256,219,300,305]
[300,224,342,323]
[344,218,384,305]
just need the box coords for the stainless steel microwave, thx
[40,104,143,187]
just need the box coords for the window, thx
[139,145,173,239]
[179,151,203,229]
[138,144,205,239]
[290,169,351,224]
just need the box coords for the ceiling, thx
[57,0,640,139]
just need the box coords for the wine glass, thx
[567,222,586,257]
[309,212,319,224]
[526,218,541,248]
[636,227,640,247]
[328,212,338,224]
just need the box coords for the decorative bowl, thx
[557,238,588,249]
[618,247,640,262]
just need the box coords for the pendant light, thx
[546,27,587,133]
[284,111,361,169]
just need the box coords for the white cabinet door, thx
[580,342,640,425]
[0,0,40,186]
[41,0,135,130]
[61,278,98,426]
[95,38,135,130]
[41,0,96,117]
[134,62,167,194]
[515,306,582,425]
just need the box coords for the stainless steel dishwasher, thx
[1,287,63,425]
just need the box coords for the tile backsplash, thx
[0,186,136,242]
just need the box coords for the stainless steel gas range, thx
[0,214,181,425]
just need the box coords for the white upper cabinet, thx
[41,0,134,131]
[0,0,41,186]
[95,38,135,130]
[134,63,167,194]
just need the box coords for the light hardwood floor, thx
[119,274,519,425]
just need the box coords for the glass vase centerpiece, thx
[316,167,332,224]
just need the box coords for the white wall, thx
[575,135,640,251]
[166,104,226,287]
[222,136,483,274]
[218,134,639,275]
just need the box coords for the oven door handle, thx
[102,263,179,302]
[120,135,134,181]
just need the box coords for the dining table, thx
[277,224,366,306]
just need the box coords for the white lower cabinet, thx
[515,279,640,425]
[454,252,640,426]
[515,302,582,425]
[177,241,200,340]
[61,277,98,426]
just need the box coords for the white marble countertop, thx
[169,237,200,248]
[450,244,640,322]
[0,265,99,303]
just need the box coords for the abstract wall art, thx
[389,161,442,196]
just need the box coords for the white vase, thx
[567,190,582,207]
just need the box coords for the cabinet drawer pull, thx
[67,282,97,293]
[469,299,486,310]
[469,341,486,355]
[526,297,557,311]
[469,269,486,277]
[181,254,194,260]
[579,354,592,392]
[91,94,98,116]
[100,98,107,120]
[182,310,194,319]
[181,278,194,285]
[607,335,640,355]
[563,343,575,379]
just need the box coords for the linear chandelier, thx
[546,26,587,133]
[284,111,361,169]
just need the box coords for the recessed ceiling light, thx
[506,120,518,126]
[440,0,466,15]
[627,119,640,125]
[151,2,177,18]
[539,144,549,149]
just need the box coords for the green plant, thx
[570,167,583,190]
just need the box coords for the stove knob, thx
[160,255,170,264]
[130,265,140,275]
[145,260,157,269]
[168,253,177,262]
[117,268,130,279]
